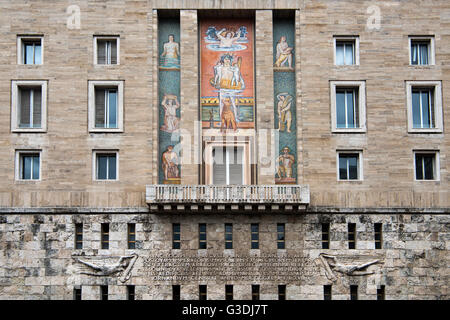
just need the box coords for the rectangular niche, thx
[273,10,297,184]
[158,11,181,184]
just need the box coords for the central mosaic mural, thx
[200,18,255,131]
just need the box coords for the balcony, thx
[146,185,310,213]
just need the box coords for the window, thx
[94,151,118,181]
[409,36,434,65]
[338,152,362,181]
[377,286,385,300]
[278,285,286,300]
[94,36,119,65]
[406,81,443,133]
[172,223,180,249]
[127,285,135,300]
[334,36,359,66]
[73,287,82,300]
[16,151,41,181]
[199,285,207,300]
[18,36,43,65]
[348,223,356,249]
[101,223,109,249]
[199,223,207,249]
[322,223,330,249]
[374,223,382,249]
[225,223,233,249]
[251,223,259,249]
[225,285,233,300]
[324,285,332,300]
[414,152,439,181]
[350,285,358,300]
[75,223,83,249]
[330,81,366,133]
[213,146,244,184]
[11,80,47,132]
[252,285,260,300]
[101,285,108,300]
[128,223,136,249]
[88,81,124,132]
[173,285,180,300]
[277,223,285,249]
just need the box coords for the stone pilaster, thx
[180,10,199,185]
[255,10,275,185]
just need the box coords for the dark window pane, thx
[97,155,108,179]
[95,88,106,127]
[424,155,434,180]
[108,155,116,179]
[421,91,430,128]
[346,91,355,128]
[412,91,421,128]
[348,156,358,179]
[336,91,346,128]
[108,90,117,128]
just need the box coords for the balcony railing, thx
[146,185,310,205]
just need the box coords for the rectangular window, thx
[251,223,259,249]
[128,223,136,249]
[410,39,430,65]
[18,36,43,65]
[374,223,382,249]
[412,88,434,129]
[225,223,233,249]
[335,40,355,65]
[127,285,135,301]
[19,152,40,180]
[95,152,118,180]
[199,285,207,300]
[322,223,330,249]
[277,223,285,249]
[252,285,260,300]
[336,88,359,129]
[348,223,356,249]
[101,285,108,301]
[101,223,109,250]
[406,81,442,133]
[97,38,118,65]
[225,285,233,301]
[172,223,180,249]
[415,152,438,180]
[350,285,358,300]
[338,153,360,180]
[212,146,244,185]
[199,223,207,249]
[75,223,83,249]
[12,81,47,132]
[278,285,286,300]
[173,285,180,300]
[377,286,385,300]
[88,81,124,132]
[73,287,82,300]
[324,285,332,300]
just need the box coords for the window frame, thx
[277,223,285,250]
[406,81,443,133]
[88,80,124,133]
[333,36,360,66]
[172,223,181,250]
[224,223,233,250]
[250,223,259,250]
[93,150,119,181]
[199,223,207,250]
[75,223,83,249]
[93,35,120,66]
[348,223,356,250]
[413,150,440,181]
[15,150,42,181]
[17,35,44,65]
[127,223,136,249]
[101,223,110,250]
[408,36,435,66]
[321,223,330,249]
[336,150,363,181]
[330,81,366,133]
[11,80,48,133]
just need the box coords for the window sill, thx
[408,129,443,134]
[89,128,123,133]
[12,128,47,133]
[332,128,366,134]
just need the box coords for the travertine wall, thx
[0,213,447,300]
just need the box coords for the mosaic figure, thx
[276,92,293,132]
[274,36,293,69]
[160,34,180,69]
[276,147,295,180]
[220,98,237,132]
[160,94,180,133]
[162,145,180,181]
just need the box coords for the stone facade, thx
[0,0,448,300]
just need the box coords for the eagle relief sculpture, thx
[72,253,138,283]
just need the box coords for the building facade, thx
[0,0,448,300]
